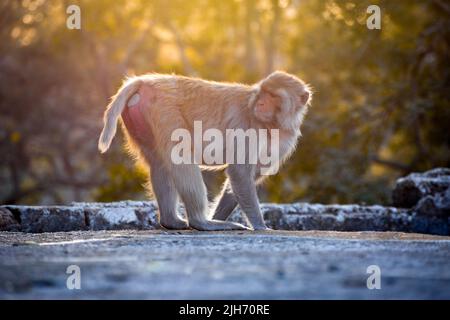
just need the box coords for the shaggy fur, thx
[98,71,311,231]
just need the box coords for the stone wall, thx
[1,168,449,235]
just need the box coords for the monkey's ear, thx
[259,71,287,93]
[299,90,310,105]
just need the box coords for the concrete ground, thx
[0,230,449,299]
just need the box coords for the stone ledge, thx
[1,168,449,235]
[393,167,450,210]
[1,200,448,235]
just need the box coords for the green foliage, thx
[95,162,148,202]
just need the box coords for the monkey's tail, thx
[98,78,143,153]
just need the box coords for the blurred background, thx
[0,0,449,205]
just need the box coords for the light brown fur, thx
[99,71,311,231]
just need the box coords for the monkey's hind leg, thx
[151,168,189,230]
[144,149,189,230]
[170,164,249,231]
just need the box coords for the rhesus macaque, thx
[98,71,311,231]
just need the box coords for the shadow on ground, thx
[1,230,449,299]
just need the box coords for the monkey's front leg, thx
[227,165,269,230]
[213,174,268,222]
[212,180,238,221]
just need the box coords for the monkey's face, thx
[253,71,311,131]
[253,90,281,123]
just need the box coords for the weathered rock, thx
[255,203,406,232]
[392,167,450,208]
[2,200,449,235]
[7,206,87,233]
[415,187,450,218]
[1,201,161,233]
[77,201,160,231]
[0,168,448,235]
[0,208,20,231]
[88,207,159,231]
[254,203,448,235]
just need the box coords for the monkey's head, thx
[251,71,311,132]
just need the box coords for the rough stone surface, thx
[1,168,449,235]
[0,208,20,232]
[415,186,450,218]
[392,167,450,208]
[0,230,448,299]
[2,169,449,300]
[86,202,159,231]
[258,203,411,232]
[1,201,449,235]
[3,201,160,234]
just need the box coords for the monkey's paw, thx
[252,225,272,231]
[189,220,251,231]
[160,218,190,230]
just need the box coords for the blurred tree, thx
[0,0,448,205]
